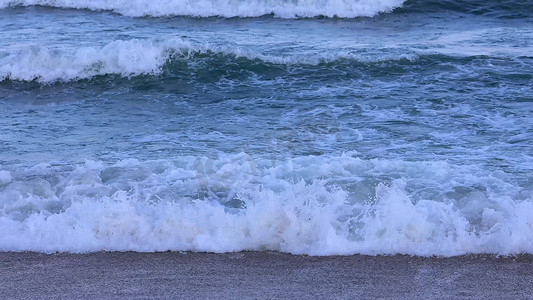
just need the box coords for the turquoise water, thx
[0,1,532,255]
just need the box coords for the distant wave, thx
[2,0,530,18]
[0,0,405,18]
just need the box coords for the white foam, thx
[0,0,405,18]
[0,171,12,185]
[0,154,531,256]
[0,39,175,82]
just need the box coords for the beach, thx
[2,251,533,299]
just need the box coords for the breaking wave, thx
[1,154,532,255]
[0,38,419,83]
[0,0,405,18]
[2,37,530,83]
[2,0,530,18]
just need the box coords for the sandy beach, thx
[1,251,532,299]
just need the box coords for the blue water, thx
[0,0,532,255]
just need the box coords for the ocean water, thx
[0,0,532,256]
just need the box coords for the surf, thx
[0,0,406,18]
[1,154,532,255]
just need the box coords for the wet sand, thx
[1,251,532,299]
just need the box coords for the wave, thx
[0,0,405,18]
[2,0,530,18]
[0,154,531,255]
[0,38,420,83]
[3,38,530,84]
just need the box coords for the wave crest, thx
[0,0,405,18]
[0,38,420,83]
[0,39,174,82]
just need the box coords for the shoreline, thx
[2,251,533,299]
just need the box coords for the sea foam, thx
[0,171,12,185]
[0,39,172,82]
[0,0,405,18]
[0,154,531,256]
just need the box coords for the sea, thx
[0,0,532,256]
